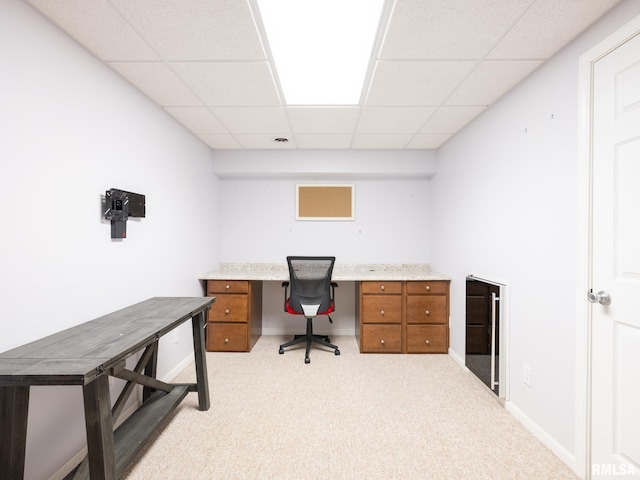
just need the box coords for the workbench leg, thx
[192,310,210,411]
[0,386,30,480]
[82,376,116,480]
[143,341,158,402]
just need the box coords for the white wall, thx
[214,156,435,336]
[5,0,639,477]
[0,1,219,478]
[215,170,433,265]
[430,0,640,473]
[212,149,437,177]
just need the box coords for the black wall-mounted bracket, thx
[104,189,145,239]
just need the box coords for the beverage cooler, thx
[465,276,503,397]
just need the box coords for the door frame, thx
[576,14,640,480]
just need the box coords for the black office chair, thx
[279,256,341,364]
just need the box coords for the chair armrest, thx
[282,281,289,312]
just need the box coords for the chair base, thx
[279,317,340,364]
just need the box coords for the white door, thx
[590,31,640,479]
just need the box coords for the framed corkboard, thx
[296,184,355,221]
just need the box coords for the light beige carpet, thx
[121,335,577,480]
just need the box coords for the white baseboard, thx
[448,347,579,478]
[51,347,580,480]
[505,401,579,476]
[49,445,88,480]
[48,402,140,480]
[159,352,196,383]
[49,354,193,480]
[261,328,356,336]
[448,347,466,369]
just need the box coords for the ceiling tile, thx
[109,0,266,61]
[234,135,297,149]
[164,107,228,135]
[446,60,543,105]
[295,135,354,149]
[357,107,436,134]
[352,134,413,149]
[287,107,360,134]
[380,0,533,60]
[198,134,242,149]
[26,0,159,61]
[420,106,487,134]
[108,62,202,106]
[488,0,620,59]
[26,0,621,150]
[211,107,290,134]
[172,62,281,106]
[366,61,476,106]
[406,134,452,149]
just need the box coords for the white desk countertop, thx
[199,263,450,282]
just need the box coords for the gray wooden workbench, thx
[0,296,214,480]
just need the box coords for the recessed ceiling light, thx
[257,0,385,106]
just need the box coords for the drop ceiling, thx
[25,0,620,150]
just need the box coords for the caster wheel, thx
[279,348,284,354]
[305,357,310,364]
[335,349,341,356]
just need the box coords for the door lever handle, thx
[588,290,611,306]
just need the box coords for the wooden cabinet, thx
[206,280,262,352]
[356,280,449,354]
[357,281,403,353]
[405,281,449,353]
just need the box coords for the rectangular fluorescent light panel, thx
[257,0,385,105]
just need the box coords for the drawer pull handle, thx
[425,339,430,345]
[225,309,230,314]
[380,285,385,291]
[425,285,430,291]
[224,338,229,343]
[225,284,230,289]
[425,310,430,315]
[380,310,385,315]
[380,339,385,344]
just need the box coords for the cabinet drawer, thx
[362,295,402,323]
[361,281,402,295]
[207,280,249,295]
[208,295,248,322]
[406,296,447,324]
[361,324,402,353]
[207,323,248,352]
[406,281,448,295]
[406,325,447,353]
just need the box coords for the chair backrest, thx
[286,256,335,316]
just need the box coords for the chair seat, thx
[285,298,334,316]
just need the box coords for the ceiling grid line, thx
[24,0,622,150]
[103,0,245,145]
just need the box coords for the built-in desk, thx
[200,264,450,354]
[0,297,214,480]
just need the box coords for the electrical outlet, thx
[523,365,532,387]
